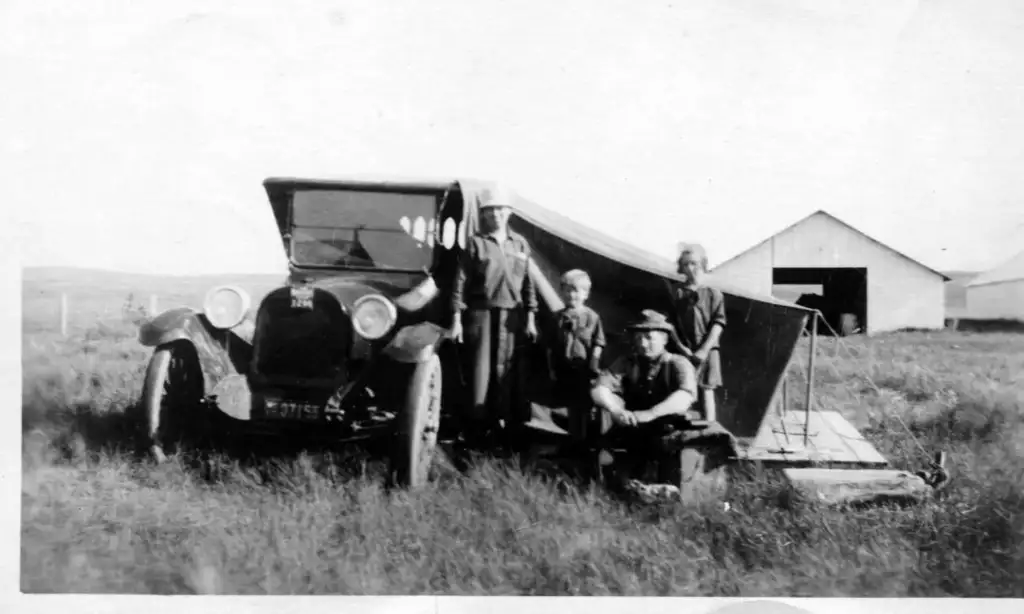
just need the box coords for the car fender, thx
[382,321,449,364]
[138,307,198,347]
[138,307,252,395]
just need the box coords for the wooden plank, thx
[781,412,835,459]
[741,410,888,467]
[784,468,933,506]
[817,410,889,466]
[740,412,813,462]
[781,410,887,465]
[754,409,802,449]
[736,446,812,463]
[753,410,819,454]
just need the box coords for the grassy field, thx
[19,267,1024,596]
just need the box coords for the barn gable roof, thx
[966,249,1024,288]
[712,209,952,282]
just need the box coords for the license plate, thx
[290,286,314,310]
[264,398,322,421]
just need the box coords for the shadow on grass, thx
[159,416,409,489]
[22,399,143,466]
[949,319,1024,334]
[21,392,556,496]
[21,393,404,489]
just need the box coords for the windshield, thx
[290,189,438,270]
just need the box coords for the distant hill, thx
[22,267,288,334]
[22,266,287,299]
[22,266,286,298]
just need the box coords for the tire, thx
[390,354,443,489]
[141,342,205,463]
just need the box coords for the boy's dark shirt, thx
[550,305,606,375]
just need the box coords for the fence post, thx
[60,293,68,337]
[150,294,158,316]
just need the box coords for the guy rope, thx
[804,309,949,489]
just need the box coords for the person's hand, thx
[525,319,538,342]
[632,409,656,424]
[450,319,463,343]
[610,408,638,428]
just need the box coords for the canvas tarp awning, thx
[457,181,813,441]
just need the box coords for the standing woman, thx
[450,185,539,447]
[675,243,727,422]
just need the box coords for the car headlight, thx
[351,294,397,340]
[203,285,251,329]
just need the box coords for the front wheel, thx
[141,342,205,463]
[389,354,443,489]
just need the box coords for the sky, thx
[3,0,1024,276]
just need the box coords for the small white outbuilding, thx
[708,210,950,335]
[965,249,1024,323]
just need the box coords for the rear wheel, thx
[390,354,443,489]
[141,342,205,463]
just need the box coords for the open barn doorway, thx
[773,267,867,336]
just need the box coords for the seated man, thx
[590,309,702,487]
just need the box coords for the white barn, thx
[708,210,950,335]
[965,249,1024,322]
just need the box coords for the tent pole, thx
[804,312,818,446]
[779,372,792,446]
[782,372,788,414]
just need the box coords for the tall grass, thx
[19,271,1024,596]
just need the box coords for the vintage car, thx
[138,174,947,502]
[138,176,501,487]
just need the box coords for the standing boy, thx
[675,243,726,422]
[547,269,606,442]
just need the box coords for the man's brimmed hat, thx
[627,309,676,333]
[627,309,686,352]
[479,184,517,210]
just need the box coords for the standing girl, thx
[675,243,727,422]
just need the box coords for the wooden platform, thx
[525,404,890,469]
[737,409,889,467]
